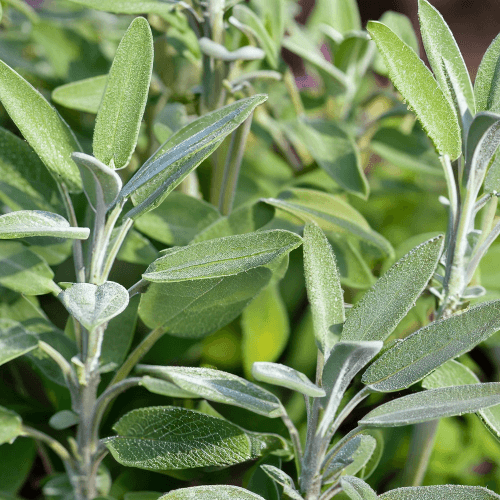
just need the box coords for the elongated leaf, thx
[261,465,302,500]
[0,319,39,366]
[72,153,122,212]
[0,241,59,295]
[0,406,23,445]
[135,366,284,417]
[160,486,266,500]
[303,221,344,357]
[252,362,325,397]
[0,60,82,191]
[379,485,500,499]
[475,33,500,113]
[360,383,500,427]
[120,95,267,218]
[418,0,475,114]
[105,406,288,470]
[59,282,129,332]
[342,235,443,342]
[66,0,177,18]
[0,211,89,240]
[52,75,107,114]
[140,376,198,399]
[367,21,461,159]
[199,38,265,61]
[143,230,301,283]
[362,300,500,392]
[93,18,153,169]
[49,410,79,430]
[341,476,377,500]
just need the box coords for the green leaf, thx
[341,476,378,500]
[159,486,266,500]
[367,21,461,160]
[485,154,500,193]
[264,188,393,259]
[143,230,301,283]
[342,436,377,478]
[475,33,500,113]
[59,281,129,332]
[241,283,290,378]
[139,376,198,399]
[49,410,79,430]
[418,0,475,114]
[360,383,500,427]
[0,319,39,367]
[0,211,89,240]
[66,0,177,19]
[323,434,369,479]
[342,235,443,342]
[0,60,82,192]
[295,119,368,198]
[121,95,267,219]
[379,485,500,499]
[135,366,284,418]
[0,127,64,214]
[0,439,36,494]
[0,406,23,445]
[362,300,500,392]
[72,153,123,212]
[93,17,153,169]
[0,241,59,295]
[303,221,345,356]
[308,0,361,35]
[260,465,302,500]
[252,362,325,397]
[105,406,288,470]
[52,75,107,114]
[115,228,158,266]
[134,192,220,246]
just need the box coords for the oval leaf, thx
[379,485,500,500]
[52,75,107,114]
[59,281,129,332]
[0,406,23,445]
[160,486,266,500]
[341,476,378,500]
[0,211,89,240]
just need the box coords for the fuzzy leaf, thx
[105,406,288,470]
[341,476,378,500]
[52,75,107,114]
[139,376,199,399]
[260,465,302,500]
[59,282,129,332]
[0,406,23,445]
[135,366,284,418]
[93,18,153,169]
[342,235,443,342]
[379,485,500,499]
[360,383,500,427]
[0,319,39,366]
[323,434,360,478]
[367,21,461,159]
[49,410,79,430]
[362,300,500,392]
[160,486,266,500]
[475,33,500,113]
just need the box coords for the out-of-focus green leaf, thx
[475,34,500,113]
[159,486,266,500]
[66,0,177,18]
[379,485,500,499]
[49,410,79,430]
[114,228,158,266]
[308,0,361,35]
[52,75,107,114]
[0,406,23,445]
[0,439,36,494]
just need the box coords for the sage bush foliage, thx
[1,0,500,499]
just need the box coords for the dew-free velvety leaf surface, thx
[59,281,129,332]
[0,319,39,366]
[0,211,89,240]
[360,383,500,427]
[105,406,286,470]
[379,485,500,500]
[0,60,82,191]
[93,17,153,169]
[0,406,23,445]
[136,366,283,417]
[342,235,443,342]
[475,34,500,113]
[362,300,500,392]
[341,476,378,500]
[52,74,107,114]
[160,485,266,500]
[143,230,301,283]
[303,221,344,357]
[367,21,461,160]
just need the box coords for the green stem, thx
[100,217,133,283]
[22,426,73,465]
[281,410,302,476]
[320,485,342,500]
[283,69,305,117]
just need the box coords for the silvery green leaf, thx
[0,211,89,240]
[198,38,265,61]
[93,18,153,169]
[120,95,267,219]
[0,60,82,192]
[66,0,177,20]
[59,281,129,332]
[0,319,39,366]
[360,383,500,427]
[303,221,344,357]
[342,235,443,342]
[0,406,23,445]
[475,33,500,113]
[136,366,284,417]
[260,465,302,500]
[52,75,107,114]
[418,0,475,114]
[48,410,79,430]
[362,300,500,392]
[318,341,382,437]
[367,21,461,160]
[341,476,377,500]
[252,362,325,397]
[105,406,288,470]
[142,230,301,283]
[379,485,500,499]
[72,153,122,212]
[139,376,199,399]
[159,485,266,500]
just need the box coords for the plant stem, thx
[320,484,342,500]
[22,426,73,465]
[281,411,302,476]
[100,217,133,283]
